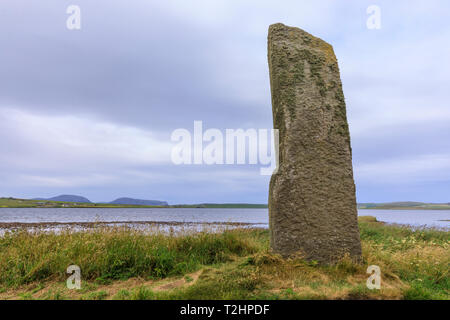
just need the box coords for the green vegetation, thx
[0,217,448,300]
[358,202,450,210]
[0,197,268,209]
[0,197,166,209]
[1,197,449,210]
[0,227,260,287]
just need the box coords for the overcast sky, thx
[0,0,449,204]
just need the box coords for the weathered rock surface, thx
[267,23,362,263]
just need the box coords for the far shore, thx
[1,197,449,210]
[358,207,450,211]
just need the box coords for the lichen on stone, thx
[267,23,361,264]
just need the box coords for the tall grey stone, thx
[267,23,362,263]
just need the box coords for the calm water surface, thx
[0,208,448,229]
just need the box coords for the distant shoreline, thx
[359,207,450,211]
[2,206,450,210]
[1,197,449,210]
[0,197,268,209]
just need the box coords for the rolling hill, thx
[33,195,92,203]
[109,198,168,206]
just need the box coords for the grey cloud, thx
[1,0,449,202]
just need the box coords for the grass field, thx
[0,216,448,300]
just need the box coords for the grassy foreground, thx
[0,217,448,300]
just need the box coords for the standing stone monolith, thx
[267,23,362,263]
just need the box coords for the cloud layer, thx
[0,0,449,203]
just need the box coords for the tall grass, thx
[358,219,449,299]
[0,227,263,287]
[0,218,448,300]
